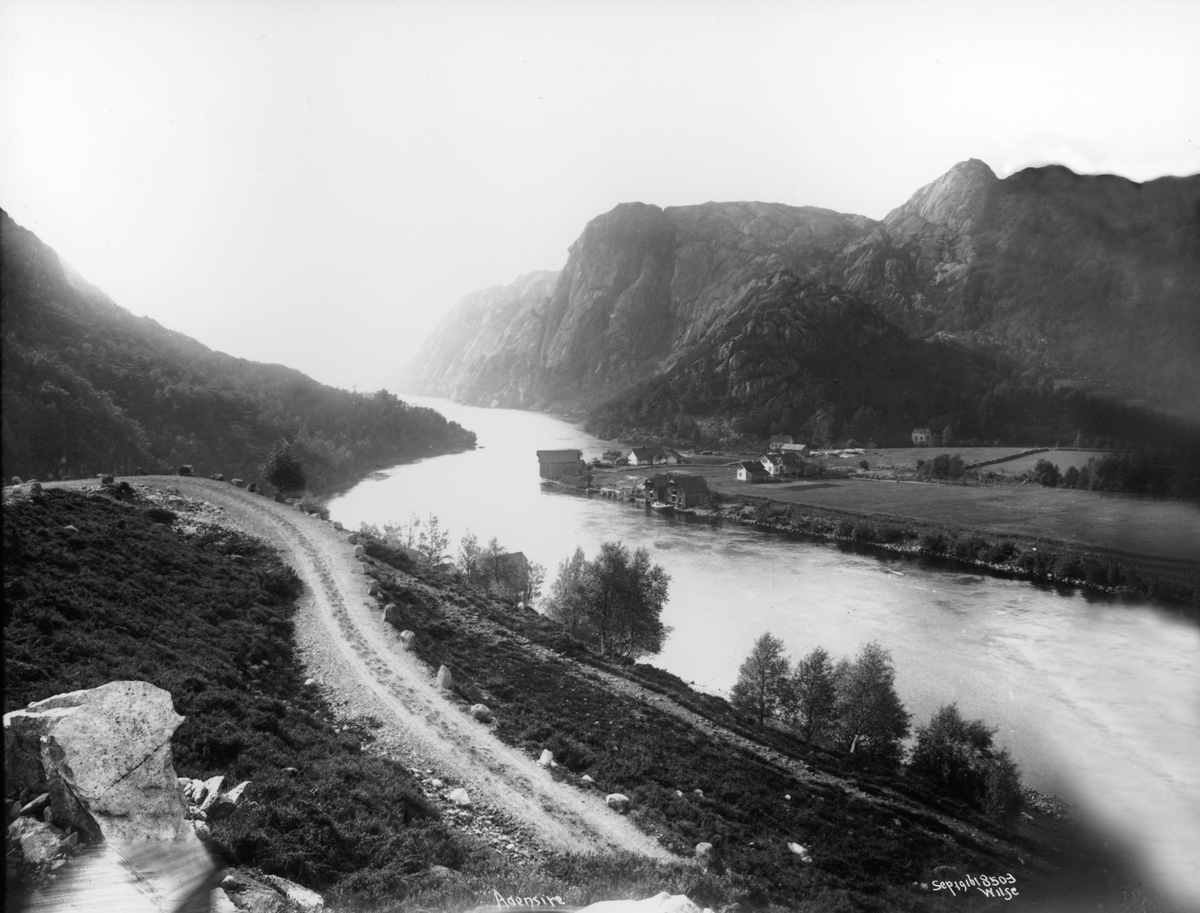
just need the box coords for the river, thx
[328,396,1200,896]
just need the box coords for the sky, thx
[2,0,1198,392]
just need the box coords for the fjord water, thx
[329,396,1199,891]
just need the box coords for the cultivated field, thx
[665,466,1200,562]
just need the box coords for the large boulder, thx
[437,665,453,691]
[470,704,493,723]
[3,681,195,843]
[605,793,631,814]
[399,631,417,652]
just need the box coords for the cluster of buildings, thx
[536,447,710,511]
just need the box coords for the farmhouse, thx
[761,453,787,477]
[737,460,768,482]
[536,449,586,480]
[628,446,683,467]
[767,435,794,451]
[911,428,933,446]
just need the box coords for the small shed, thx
[666,474,709,508]
[768,435,794,451]
[537,449,586,480]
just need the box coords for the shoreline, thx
[574,482,1200,608]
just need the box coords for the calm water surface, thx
[329,396,1200,895]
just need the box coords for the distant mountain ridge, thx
[1,208,475,487]
[409,161,1200,442]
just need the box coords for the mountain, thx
[0,209,475,487]
[409,161,1200,443]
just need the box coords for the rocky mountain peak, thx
[882,158,998,238]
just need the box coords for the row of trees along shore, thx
[732,633,1023,824]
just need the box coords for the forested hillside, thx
[0,209,475,490]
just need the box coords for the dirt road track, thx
[48,477,675,861]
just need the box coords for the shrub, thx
[295,492,329,520]
[851,522,875,543]
[919,531,947,555]
[983,541,1016,564]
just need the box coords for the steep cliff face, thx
[411,161,1200,424]
[408,270,559,406]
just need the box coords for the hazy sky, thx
[3,0,1198,391]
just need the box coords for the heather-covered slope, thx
[0,209,475,487]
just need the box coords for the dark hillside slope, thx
[844,161,1200,410]
[0,209,474,487]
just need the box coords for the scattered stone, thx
[383,605,403,627]
[367,580,381,596]
[448,788,471,807]
[399,629,418,652]
[282,767,300,777]
[784,794,792,801]
[304,678,316,687]
[581,774,594,783]
[606,794,631,814]
[3,680,195,843]
[29,481,43,496]
[431,779,444,788]
[63,525,79,534]
[470,704,494,723]
[100,474,115,485]
[247,482,258,493]
[437,665,453,691]
[232,479,244,488]
[347,533,358,545]
[538,749,554,767]
[19,792,51,819]
[674,790,683,797]
[787,842,813,863]
[692,789,704,798]
[178,465,193,476]
[11,476,22,485]
[333,521,343,531]
[264,874,326,911]
[7,817,63,866]
[210,473,224,482]
[207,780,250,821]
[353,545,366,558]
[197,775,225,812]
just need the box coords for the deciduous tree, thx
[789,646,838,742]
[833,642,910,767]
[260,441,307,493]
[731,633,791,728]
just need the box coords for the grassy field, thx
[835,448,1028,471]
[992,450,1102,475]
[637,466,1200,562]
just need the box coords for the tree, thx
[544,547,592,640]
[260,441,306,493]
[484,537,507,588]
[1032,458,1061,487]
[833,642,910,767]
[789,646,838,743]
[731,633,791,728]
[417,514,449,566]
[545,542,670,659]
[909,703,1023,825]
[525,561,546,608]
[457,530,482,582]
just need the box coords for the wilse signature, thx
[933,873,1019,900]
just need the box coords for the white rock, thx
[605,793,631,814]
[431,779,444,788]
[264,874,325,911]
[470,704,494,723]
[538,749,554,767]
[398,629,417,650]
[448,788,471,807]
[197,775,224,812]
[581,774,594,783]
[578,891,712,913]
[437,665,453,691]
[6,817,62,866]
